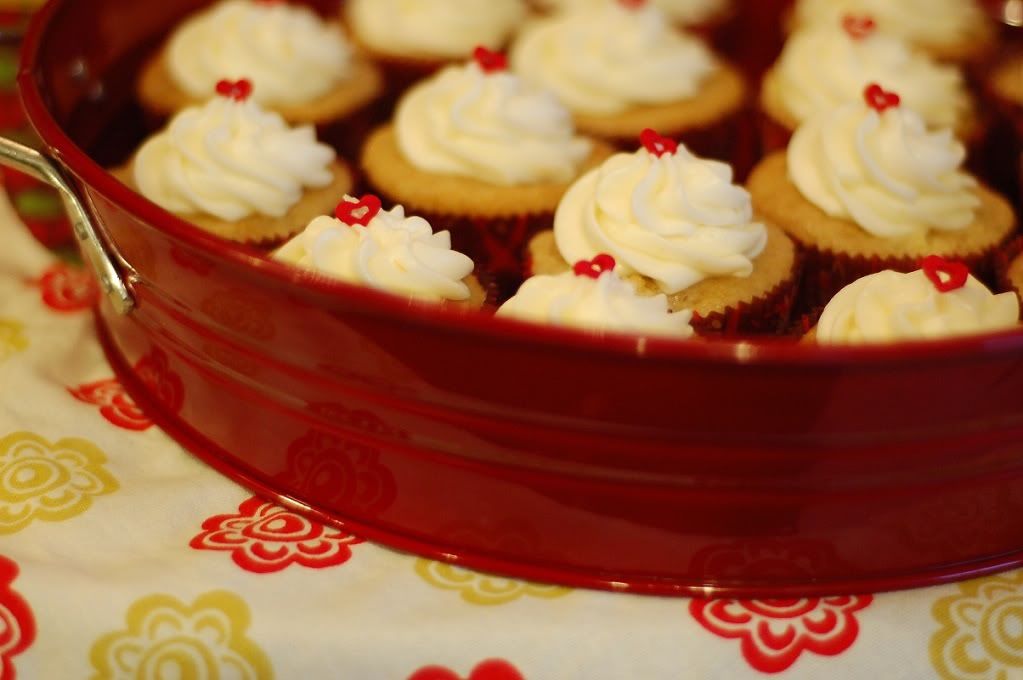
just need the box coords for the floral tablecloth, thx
[1,181,1022,680]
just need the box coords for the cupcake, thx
[114,79,352,244]
[510,0,746,161]
[497,252,695,337]
[760,14,978,152]
[360,48,614,285]
[748,83,1017,314]
[808,256,1019,343]
[138,0,381,131]
[528,129,799,336]
[788,0,996,65]
[274,194,487,308]
[343,0,526,96]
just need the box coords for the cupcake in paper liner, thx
[343,0,526,99]
[360,47,615,288]
[804,257,1019,343]
[787,0,996,65]
[748,83,1017,316]
[759,14,978,154]
[527,129,799,337]
[498,252,695,337]
[509,0,746,162]
[274,195,488,309]
[137,0,383,132]
[114,79,353,245]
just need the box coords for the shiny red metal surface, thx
[16,0,1023,596]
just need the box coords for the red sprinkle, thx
[473,46,507,74]
[618,0,647,8]
[573,254,616,279]
[215,78,253,102]
[921,255,970,293]
[863,83,900,113]
[639,128,678,157]
[335,194,382,227]
[842,14,876,40]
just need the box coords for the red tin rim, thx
[16,0,1023,368]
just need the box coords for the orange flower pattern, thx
[0,431,118,533]
[90,591,272,680]
[414,558,571,606]
[931,570,1023,680]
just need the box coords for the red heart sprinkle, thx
[215,78,253,102]
[473,46,507,74]
[618,0,647,9]
[842,14,876,40]
[863,83,900,113]
[921,255,970,293]
[573,253,616,279]
[334,195,382,227]
[639,128,678,157]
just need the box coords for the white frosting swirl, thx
[395,61,592,185]
[510,3,717,116]
[788,99,979,239]
[816,269,1019,343]
[274,200,475,302]
[133,97,335,221]
[497,268,694,336]
[533,0,728,25]
[554,145,767,294]
[793,0,988,48]
[346,0,525,59]
[770,24,970,131]
[167,0,352,107]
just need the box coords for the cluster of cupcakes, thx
[116,0,1022,345]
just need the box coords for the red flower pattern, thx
[690,594,872,674]
[190,496,363,573]
[687,540,872,673]
[36,262,99,312]
[68,378,153,431]
[0,556,36,680]
[408,659,525,680]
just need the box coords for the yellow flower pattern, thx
[0,431,118,534]
[0,319,27,363]
[931,570,1023,680]
[89,591,273,680]
[414,558,572,606]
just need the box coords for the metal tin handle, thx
[0,136,134,314]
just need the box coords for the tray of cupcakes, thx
[6,0,1023,597]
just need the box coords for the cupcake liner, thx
[689,268,800,338]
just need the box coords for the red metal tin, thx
[15,0,1023,597]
